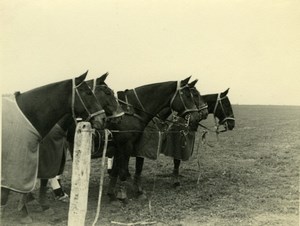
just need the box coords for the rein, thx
[71,79,105,125]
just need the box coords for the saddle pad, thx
[2,94,41,192]
[38,124,67,179]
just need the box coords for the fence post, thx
[68,122,93,226]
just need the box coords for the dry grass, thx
[2,105,299,226]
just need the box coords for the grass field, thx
[2,105,300,226]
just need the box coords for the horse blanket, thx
[38,124,68,179]
[135,117,165,160]
[136,116,195,161]
[2,94,41,192]
[160,117,196,161]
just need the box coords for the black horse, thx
[105,77,207,203]
[115,88,234,192]
[129,83,209,196]
[36,73,123,211]
[1,71,106,223]
[166,88,235,186]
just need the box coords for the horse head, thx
[212,88,235,131]
[170,76,201,131]
[189,80,208,120]
[87,72,124,123]
[73,71,106,130]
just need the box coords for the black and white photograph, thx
[1,1,299,225]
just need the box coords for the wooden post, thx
[68,122,93,226]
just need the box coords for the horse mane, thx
[14,91,21,96]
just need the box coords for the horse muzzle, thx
[91,114,107,129]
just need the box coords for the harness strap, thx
[71,78,77,125]
[72,78,106,123]
[117,97,146,123]
[92,79,97,93]
[133,88,146,112]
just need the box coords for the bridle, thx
[169,81,199,117]
[213,93,235,131]
[123,81,198,127]
[71,78,106,124]
[91,79,124,120]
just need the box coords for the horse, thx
[1,71,106,223]
[36,72,124,210]
[106,77,207,203]
[169,88,235,186]
[128,83,208,195]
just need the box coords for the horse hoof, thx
[107,193,117,202]
[20,215,33,224]
[43,207,55,216]
[110,200,122,208]
[173,182,181,188]
[118,198,129,205]
[137,193,147,201]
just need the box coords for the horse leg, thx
[107,156,118,202]
[134,157,147,199]
[17,194,33,224]
[50,153,69,202]
[173,159,181,187]
[1,187,10,216]
[116,153,129,203]
[39,179,50,210]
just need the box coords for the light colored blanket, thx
[1,94,41,192]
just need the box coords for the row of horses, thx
[1,71,235,223]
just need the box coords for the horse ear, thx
[75,70,88,85]
[181,76,192,86]
[96,72,109,85]
[221,88,230,98]
[188,79,198,88]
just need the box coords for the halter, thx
[91,79,124,120]
[71,78,105,124]
[170,81,199,116]
[213,93,235,129]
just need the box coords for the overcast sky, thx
[1,0,299,105]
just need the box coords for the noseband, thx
[71,78,106,123]
[213,93,235,129]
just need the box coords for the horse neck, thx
[203,94,218,115]
[57,113,74,132]
[16,81,72,138]
[131,82,176,124]
[157,107,172,120]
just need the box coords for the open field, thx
[2,105,300,226]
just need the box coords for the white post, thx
[68,122,93,226]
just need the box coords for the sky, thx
[1,0,299,105]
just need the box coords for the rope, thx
[92,129,110,226]
[196,130,206,184]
